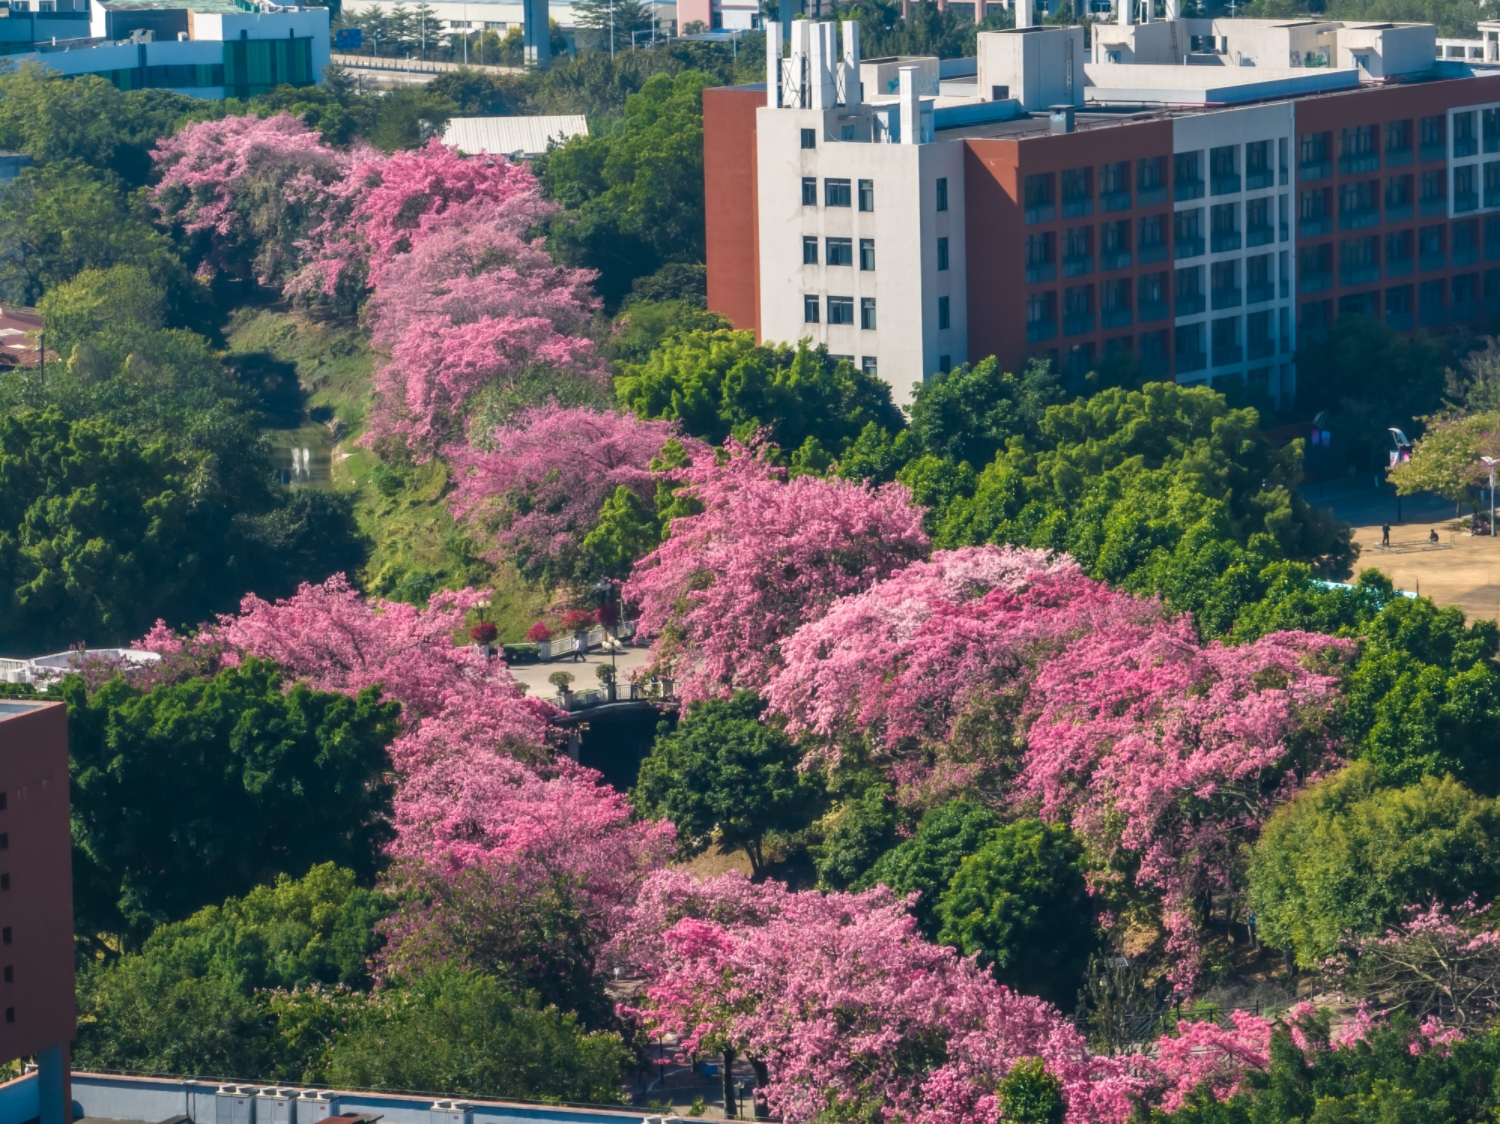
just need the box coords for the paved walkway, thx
[505,641,654,700]
[1307,478,1500,621]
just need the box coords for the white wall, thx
[976,26,1084,110]
[337,0,583,32]
[755,103,965,409]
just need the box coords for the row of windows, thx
[1297,218,1499,287]
[800,177,949,212]
[1298,113,1500,180]
[1024,273,1289,337]
[802,295,953,330]
[799,236,949,271]
[1301,272,1500,332]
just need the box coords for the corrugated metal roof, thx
[443,115,588,158]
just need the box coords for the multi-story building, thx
[1,0,329,98]
[0,701,75,1124]
[705,11,1500,409]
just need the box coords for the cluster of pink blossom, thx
[1020,625,1352,993]
[616,870,1151,1124]
[625,442,930,702]
[765,545,1160,797]
[152,113,352,285]
[1153,1011,1273,1113]
[447,405,696,575]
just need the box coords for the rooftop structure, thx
[1,0,329,98]
[443,114,588,158]
[705,15,1500,408]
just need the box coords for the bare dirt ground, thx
[1310,477,1500,621]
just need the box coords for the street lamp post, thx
[1483,456,1498,536]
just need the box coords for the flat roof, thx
[0,701,48,720]
[96,0,266,11]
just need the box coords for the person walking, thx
[1382,522,1391,547]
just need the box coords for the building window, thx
[2,928,9,945]
[828,296,855,324]
[939,355,952,373]
[858,240,875,271]
[4,1008,11,1024]
[1455,111,1478,159]
[802,177,817,206]
[861,297,877,329]
[936,177,949,212]
[801,128,816,149]
[825,178,851,207]
[859,179,874,211]
[826,238,853,266]
[861,356,878,376]
[937,237,949,271]
[804,295,820,323]
[803,236,818,265]
[2,966,9,982]
[937,296,950,329]
[0,875,8,891]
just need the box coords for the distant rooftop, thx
[444,114,588,158]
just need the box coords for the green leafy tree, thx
[1389,412,1500,502]
[935,819,1097,1007]
[66,659,400,946]
[73,865,390,1080]
[812,783,898,891]
[1249,762,1500,967]
[902,356,1064,470]
[328,966,629,1102]
[543,70,713,306]
[582,484,662,578]
[616,329,903,453]
[632,691,822,878]
[997,1058,1067,1124]
[858,799,1002,938]
[37,265,165,361]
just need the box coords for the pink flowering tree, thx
[152,113,352,286]
[1337,902,1500,1028]
[447,405,696,582]
[624,442,930,702]
[1152,1011,1273,1113]
[766,545,1160,802]
[617,870,1151,1124]
[288,139,555,303]
[1020,625,1353,994]
[364,200,607,452]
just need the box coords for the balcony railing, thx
[1300,272,1333,293]
[1246,169,1275,190]
[1386,310,1414,330]
[1138,185,1168,207]
[1420,304,1448,327]
[1454,245,1480,265]
[1211,231,1242,253]
[1247,226,1275,247]
[1101,191,1132,212]
[1025,262,1056,283]
[1175,180,1205,201]
[1138,300,1169,322]
[1248,337,1277,360]
[1211,287,1242,310]
[1341,209,1380,230]
[1420,251,1447,271]
[1175,293,1206,316]
[1175,237,1205,259]
[1176,350,1208,375]
[1420,197,1448,217]
[1102,307,1133,328]
[1213,344,1243,367]
[1026,320,1057,341]
[1455,192,1480,213]
[1419,143,1447,163]
[1386,257,1414,276]
[1341,266,1380,285]
[1062,255,1095,277]
[1139,243,1170,265]
[1299,160,1331,181]
[1063,313,1095,335]
[1025,203,1055,225]
[1386,147,1413,167]
[1299,216,1332,237]
[1062,197,1094,219]
[1247,282,1276,304]
[1339,153,1381,175]
[1385,203,1413,222]
[1101,250,1132,271]
[1212,174,1241,195]
[1452,299,1481,322]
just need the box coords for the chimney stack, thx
[899,65,920,144]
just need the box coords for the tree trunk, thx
[750,1060,770,1120]
[722,1048,737,1120]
